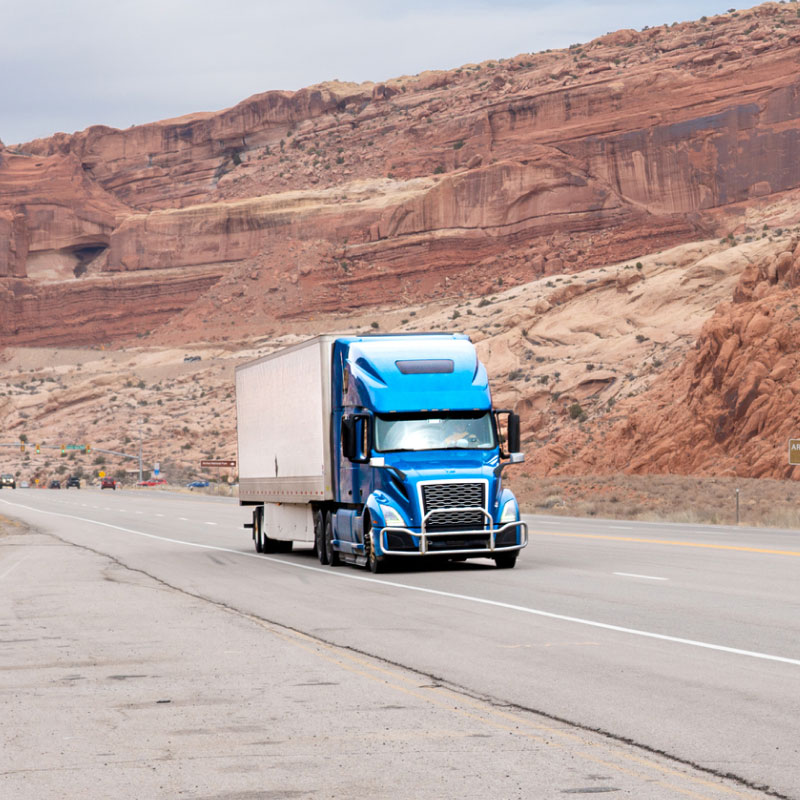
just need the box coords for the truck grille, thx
[421,482,486,531]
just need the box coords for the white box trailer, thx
[235,336,335,548]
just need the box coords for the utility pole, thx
[138,418,143,483]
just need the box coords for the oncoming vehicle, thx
[236,334,527,572]
[65,476,81,489]
[0,473,16,489]
[48,479,61,489]
[186,480,211,488]
[100,477,116,490]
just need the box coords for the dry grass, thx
[509,474,800,530]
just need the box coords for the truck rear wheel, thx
[315,510,329,564]
[325,515,341,567]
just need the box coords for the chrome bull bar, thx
[377,506,529,557]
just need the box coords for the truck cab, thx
[326,335,526,571]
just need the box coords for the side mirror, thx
[494,409,523,459]
[342,413,372,463]
[341,416,356,461]
[508,412,521,454]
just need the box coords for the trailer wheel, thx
[325,515,341,567]
[494,553,518,569]
[315,510,329,565]
[254,508,264,553]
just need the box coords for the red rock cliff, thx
[3,2,800,345]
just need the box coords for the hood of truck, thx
[385,450,498,477]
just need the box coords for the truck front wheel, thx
[366,527,387,574]
[494,552,518,569]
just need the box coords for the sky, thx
[1,0,741,145]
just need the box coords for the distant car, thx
[65,476,81,489]
[100,477,116,490]
[0,473,16,489]
[151,478,168,486]
[49,479,61,489]
[186,480,211,488]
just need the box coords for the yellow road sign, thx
[98,470,106,478]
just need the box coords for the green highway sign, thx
[65,444,86,451]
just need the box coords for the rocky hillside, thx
[2,2,800,484]
[548,232,800,479]
[2,225,798,483]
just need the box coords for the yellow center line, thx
[530,529,800,557]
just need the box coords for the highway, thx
[1,488,798,799]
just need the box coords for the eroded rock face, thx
[3,3,800,349]
[542,239,800,480]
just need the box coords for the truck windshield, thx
[375,412,496,453]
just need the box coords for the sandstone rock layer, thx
[4,3,800,345]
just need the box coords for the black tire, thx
[494,552,518,569]
[365,521,387,574]
[315,509,329,565]
[325,515,341,567]
[254,509,264,553]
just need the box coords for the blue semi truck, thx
[236,334,527,572]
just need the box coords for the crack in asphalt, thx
[9,521,794,800]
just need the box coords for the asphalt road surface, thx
[1,487,798,799]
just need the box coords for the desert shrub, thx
[569,402,586,421]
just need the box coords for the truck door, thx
[339,412,374,509]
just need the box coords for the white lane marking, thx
[614,572,668,581]
[205,521,217,526]
[179,517,189,521]
[0,554,29,581]
[156,514,164,518]
[608,526,629,530]
[3,497,800,669]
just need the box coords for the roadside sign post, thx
[789,440,800,465]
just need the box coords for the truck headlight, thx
[379,504,406,527]
[499,500,519,523]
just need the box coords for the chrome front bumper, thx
[377,506,528,557]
